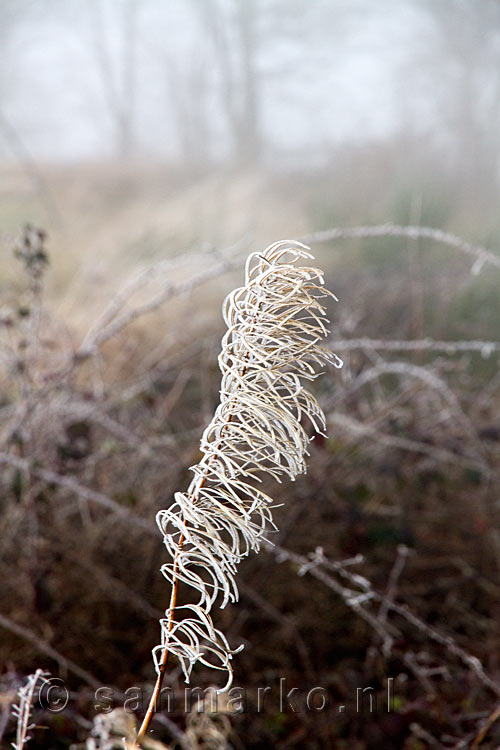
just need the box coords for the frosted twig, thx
[471,701,500,749]
[49,396,176,451]
[299,224,500,273]
[387,600,500,697]
[327,360,488,470]
[267,543,500,699]
[78,239,249,358]
[268,542,395,652]
[409,722,442,748]
[330,360,469,418]
[328,338,500,356]
[328,412,487,472]
[11,669,48,750]
[403,651,438,697]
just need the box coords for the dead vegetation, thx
[1,206,500,748]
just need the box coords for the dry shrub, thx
[1,223,500,749]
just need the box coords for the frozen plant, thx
[11,670,49,750]
[136,240,342,741]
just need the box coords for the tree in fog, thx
[416,0,500,192]
[87,0,140,157]
[183,0,359,163]
[188,0,261,162]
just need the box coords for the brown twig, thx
[135,536,184,743]
[136,277,271,743]
[471,701,500,748]
[0,613,100,689]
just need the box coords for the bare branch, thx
[0,614,100,689]
[77,238,250,359]
[328,338,500,356]
[267,543,500,699]
[328,412,487,473]
[300,224,500,273]
[0,452,156,533]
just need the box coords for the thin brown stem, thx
[136,534,184,743]
[135,305,259,744]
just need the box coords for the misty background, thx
[1,1,500,203]
[2,3,500,748]
[2,0,500,319]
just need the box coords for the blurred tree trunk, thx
[89,0,139,159]
[118,0,138,157]
[420,0,500,195]
[233,1,261,161]
[191,0,262,163]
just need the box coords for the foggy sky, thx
[0,0,499,169]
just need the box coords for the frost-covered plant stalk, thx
[11,670,49,750]
[137,240,342,741]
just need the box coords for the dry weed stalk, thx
[183,688,235,750]
[10,669,48,750]
[3,224,497,746]
[86,708,168,750]
[136,240,342,741]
